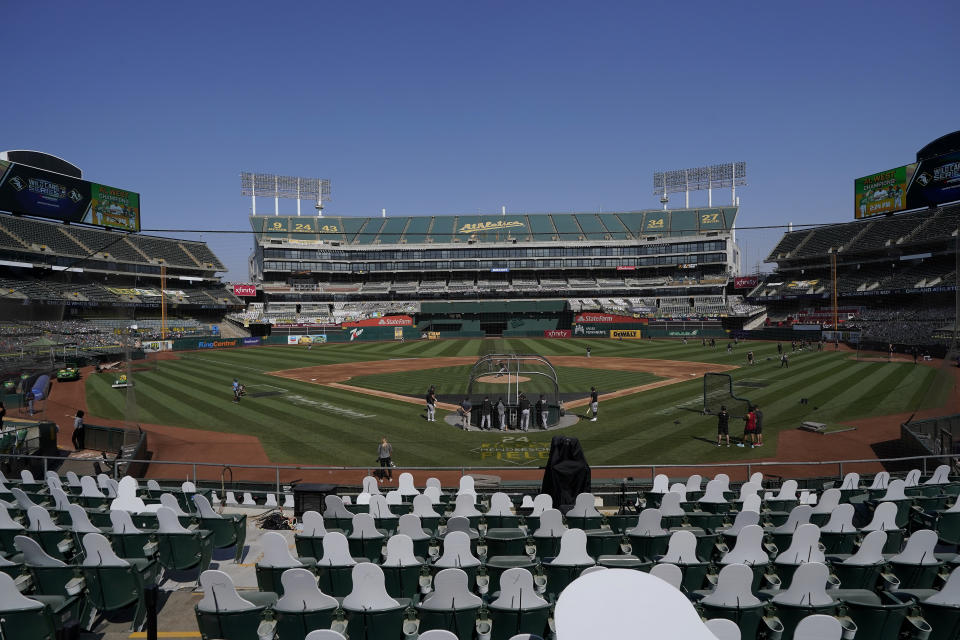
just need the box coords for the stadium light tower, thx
[653,162,746,209]
[240,172,331,217]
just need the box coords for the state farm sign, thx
[342,315,414,327]
[232,284,257,297]
[543,330,571,338]
[573,313,645,324]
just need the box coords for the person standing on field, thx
[716,406,730,447]
[377,437,393,483]
[71,410,85,450]
[425,386,436,422]
[753,404,764,446]
[480,396,492,431]
[589,387,599,422]
[518,393,531,431]
[536,394,548,430]
[496,397,506,430]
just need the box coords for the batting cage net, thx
[703,372,751,418]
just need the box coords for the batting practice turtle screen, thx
[0,160,140,231]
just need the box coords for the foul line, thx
[325,382,460,411]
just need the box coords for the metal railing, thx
[2,451,958,501]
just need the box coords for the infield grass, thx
[84,338,953,467]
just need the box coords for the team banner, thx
[233,284,257,297]
[543,330,571,338]
[142,340,173,353]
[0,160,140,231]
[855,164,915,219]
[610,329,642,339]
[734,276,759,289]
[394,327,404,340]
[574,312,648,324]
[342,315,413,327]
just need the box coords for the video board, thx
[855,150,960,219]
[0,160,140,231]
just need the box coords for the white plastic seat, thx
[869,471,890,491]
[67,504,100,534]
[264,494,278,508]
[487,493,514,516]
[241,493,256,506]
[712,474,731,494]
[14,535,66,566]
[551,529,594,566]
[367,495,397,521]
[342,563,400,611]
[197,570,257,612]
[49,487,71,512]
[412,495,441,519]
[283,494,294,509]
[260,531,305,568]
[659,492,686,516]
[890,529,939,565]
[772,480,798,501]
[435,531,481,568]
[861,502,899,532]
[794,614,843,640]
[775,523,824,565]
[452,493,482,518]
[839,472,860,491]
[879,479,908,502]
[705,618,741,640]
[520,495,535,509]
[669,483,688,502]
[530,494,552,516]
[81,532,128,566]
[110,509,142,534]
[397,473,419,497]
[110,476,146,513]
[385,491,403,506]
[568,493,602,519]
[444,516,477,538]
[774,505,813,534]
[275,567,338,610]
[686,474,703,494]
[182,481,197,494]
[425,477,442,492]
[772,563,834,606]
[457,476,476,498]
[924,465,950,486]
[649,563,683,590]
[300,511,327,537]
[79,476,105,499]
[0,571,43,611]
[317,532,356,566]
[723,510,759,537]
[702,563,761,606]
[698,479,727,505]
[736,482,761,502]
[423,486,442,505]
[146,479,161,492]
[842,530,887,565]
[420,568,481,608]
[626,508,667,536]
[193,494,222,519]
[904,469,921,488]
[361,476,382,496]
[650,474,669,494]
[20,470,37,486]
[811,489,841,515]
[160,493,188,517]
[554,567,722,639]
[416,632,458,640]
[382,534,419,567]
[721,525,768,565]
[925,565,960,605]
[225,492,238,506]
[26,505,61,532]
[659,530,700,564]
[348,514,384,541]
[323,495,354,521]
[533,509,566,537]
[741,495,761,513]
[819,504,856,533]
[492,567,548,608]
[156,506,191,533]
[65,471,81,488]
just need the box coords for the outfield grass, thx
[347,364,664,399]
[84,338,953,467]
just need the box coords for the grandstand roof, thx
[0,213,226,272]
[250,207,737,245]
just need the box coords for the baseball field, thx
[78,337,954,469]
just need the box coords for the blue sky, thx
[2,1,958,279]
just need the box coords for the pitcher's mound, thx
[475,374,531,384]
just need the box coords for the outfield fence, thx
[2,450,958,502]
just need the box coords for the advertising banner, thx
[242,337,262,346]
[342,315,414,327]
[287,335,328,345]
[610,329,643,339]
[572,324,610,337]
[855,151,960,219]
[142,340,173,353]
[0,160,140,231]
[734,276,759,289]
[394,327,404,340]
[197,339,240,349]
[233,284,257,297]
[543,329,571,338]
[573,313,648,324]
[855,164,916,219]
